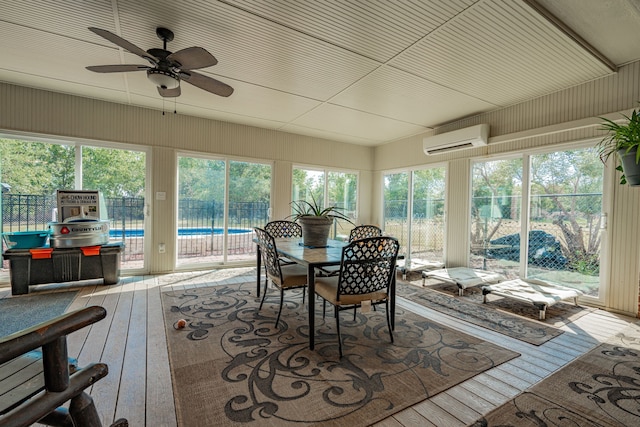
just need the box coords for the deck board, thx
[2,269,637,427]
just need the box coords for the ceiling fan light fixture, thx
[147,69,179,89]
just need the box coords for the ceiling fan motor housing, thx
[147,68,179,89]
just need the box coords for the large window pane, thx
[470,158,523,276]
[82,146,146,270]
[528,148,603,297]
[177,156,271,266]
[412,167,446,264]
[228,160,271,262]
[327,171,357,238]
[383,172,409,257]
[1,138,147,272]
[292,167,357,240]
[292,168,324,208]
[177,156,226,265]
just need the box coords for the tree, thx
[229,161,271,203]
[82,147,146,198]
[471,159,522,245]
[178,156,225,200]
[530,148,602,273]
[0,139,75,194]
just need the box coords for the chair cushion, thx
[315,276,388,306]
[273,263,308,289]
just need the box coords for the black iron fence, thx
[2,194,269,264]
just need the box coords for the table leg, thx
[307,264,315,350]
[256,245,262,298]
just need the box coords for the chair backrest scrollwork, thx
[348,225,382,242]
[337,236,399,298]
[265,220,302,238]
[254,227,283,284]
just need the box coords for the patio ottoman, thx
[422,267,505,295]
[482,278,584,320]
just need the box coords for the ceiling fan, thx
[86,27,233,98]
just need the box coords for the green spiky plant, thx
[597,108,640,185]
[288,193,354,225]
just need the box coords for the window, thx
[383,166,446,269]
[470,158,523,274]
[177,155,271,266]
[1,137,148,272]
[470,146,605,299]
[292,167,358,238]
[528,148,604,298]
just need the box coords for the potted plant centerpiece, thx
[289,195,354,247]
[598,107,640,186]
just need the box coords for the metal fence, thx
[384,193,602,282]
[2,194,269,265]
[176,199,268,259]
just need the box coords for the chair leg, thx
[259,278,269,311]
[69,392,103,427]
[353,306,357,321]
[335,307,342,357]
[275,287,285,326]
[385,301,394,343]
[323,300,326,318]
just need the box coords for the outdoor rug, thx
[470,321,640,426]
[0,291,78,337]
[397,279,595,346]
[162,282,519,426]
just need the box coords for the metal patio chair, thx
[313,236,399,357]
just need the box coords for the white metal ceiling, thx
[1,0,639,145]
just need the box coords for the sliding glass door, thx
[528,148,604,299]
[177,154,271,267]
[0,137,149,273]
[470,146,606,300]
[383,166,446,270]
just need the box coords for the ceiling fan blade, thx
[181,71,233,97]
[88,27,157,64]
[167,47,217,70]
[86,64,150,73]
[158,86,181,98]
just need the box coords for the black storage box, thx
[3,242,124,295]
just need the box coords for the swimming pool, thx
[109,227,251,238]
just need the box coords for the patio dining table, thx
[255,237,397,350]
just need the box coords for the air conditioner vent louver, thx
[423,124,489,155]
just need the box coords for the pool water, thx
[109,227,250,238]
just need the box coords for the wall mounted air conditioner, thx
[423,124,490,155]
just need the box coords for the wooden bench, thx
[0,306,128,427]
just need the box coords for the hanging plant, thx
[597,107,640,186]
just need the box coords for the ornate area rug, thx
[162,282,519,426]
[397,280,595,345]
[470,321,640,426]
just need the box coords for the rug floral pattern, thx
[470,322,640,426]
[162,282,518,426]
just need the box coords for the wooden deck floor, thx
[2,268,636,427]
